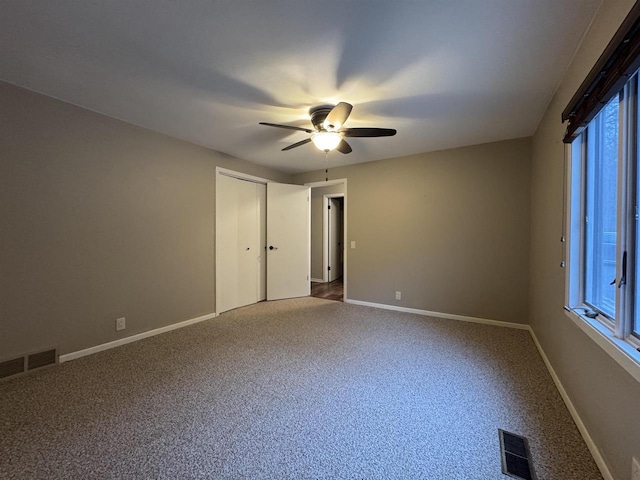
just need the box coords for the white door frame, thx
[215,167,270,314]
[323,194,344,283]
[305,179,348,301]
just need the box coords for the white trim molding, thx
[306,178,348,301]
[304,178,348,188]
[322,193,345,283]
[344,299,529,330]
[529,329,614,480]
[565,309,640,384]
[345,297,614,480]
[216,166,271,185]
[310,278,324,283]
[59,312,217,363]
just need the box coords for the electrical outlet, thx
[116,317,126,331]
[395,291,402,300]
[632,457,640,480]
[350,241,356,249]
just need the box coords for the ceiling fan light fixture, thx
[260,102,395,154]
[311,131,342,152]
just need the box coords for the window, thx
[584,96,619,321]
[567,73,640,368]
[562,2,640,379]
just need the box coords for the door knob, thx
[269,245,278,250]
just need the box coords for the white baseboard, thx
[311,278,324,283]
[528,329,614,480]
[344,299,529,330]
[59,312,217,363]
[56,298,612,480]
[345,298,612,479]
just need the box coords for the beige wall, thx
[529,1,640,478]
[294,138,531,324]
[0,81,290,358]
[309,183,345,280]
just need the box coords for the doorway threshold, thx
[310,278,343,302]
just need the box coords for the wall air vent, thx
[499,429,537,480]
[27,349,57,370]
[0,348,57,381]
[0,357,25,380]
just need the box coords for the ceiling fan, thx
[259,102,396,154]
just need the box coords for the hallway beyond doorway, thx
[311,278,343,302]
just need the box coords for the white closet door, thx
[256,182,267,301]
[236,178,259,307]
[267,183,310,300]
[217,174,262,313]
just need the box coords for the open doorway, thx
[325,195,344,282]
[306,180,346,302]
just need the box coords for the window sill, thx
[565,308,640,383]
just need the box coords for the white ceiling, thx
[0,1,601,174]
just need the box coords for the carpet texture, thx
[0,297,602,479]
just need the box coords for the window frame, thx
[565,77,640,383]
[582,95,620,322]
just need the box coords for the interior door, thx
[329,198,341,282]
[267,183,310,300]
[217,174,265,314]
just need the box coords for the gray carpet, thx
[0,297,602,479]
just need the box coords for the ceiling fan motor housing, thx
[309,105,335,131]
[259,101,395,154]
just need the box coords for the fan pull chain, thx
[325,151,329,181]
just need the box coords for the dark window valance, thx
[562,2,640,143]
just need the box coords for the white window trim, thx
[564,106,640,384]
[564,308,640,383]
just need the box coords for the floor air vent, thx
[499,429,537,480]
[0,348,57,381]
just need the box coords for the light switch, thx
[351,241,356,249]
